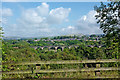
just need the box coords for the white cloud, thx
[2,8,13,16]
[0,8,13,25]
[2,18,7,24]
[61,10,102,35]
[68,25,74,29]
[4,3,71,37]
[36,3,49,16]
[21,9,45,24]
[81,16,87,21]
[3,3,102,37]
[61,25,76,35]
[20,3,49,25]
[47,7,71,24]
[75,10,102,34]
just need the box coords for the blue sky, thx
[2,2,104,38]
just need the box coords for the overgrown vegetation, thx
[2,1,120,79]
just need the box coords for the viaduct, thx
[31,45,79,51]
[31,45,103,51]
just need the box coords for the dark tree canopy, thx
[94,2,120,41]
[94,2,120,58]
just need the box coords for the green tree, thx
[0,27,4,40]
[95,2,120,40]
[95,2,120,59]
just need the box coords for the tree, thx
[0,27,4,64]
[95,2,120,39]
[0,27,4,40]
[94,1,120,59]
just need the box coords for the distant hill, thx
[3,34,104,40]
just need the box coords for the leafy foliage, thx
[94,1,120,59]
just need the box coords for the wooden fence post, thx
[95,63,101,76]
[36,64,41,70]
[85,64,88,68]
[96,64,100,68]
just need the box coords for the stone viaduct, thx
[31,45,103,51]
[31,45,79,51]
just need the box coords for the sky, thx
[1,2,105,38]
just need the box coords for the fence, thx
[2,59,120,79]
